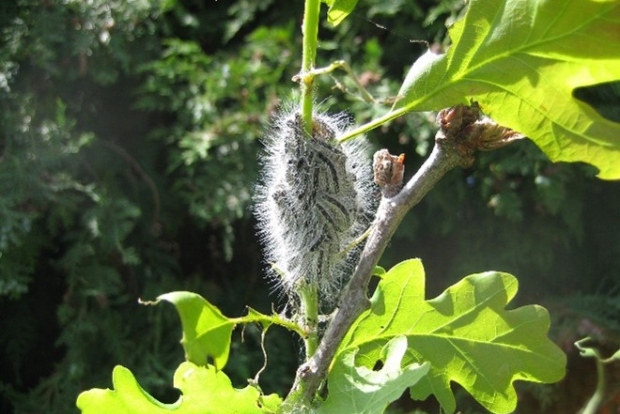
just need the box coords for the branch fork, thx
[283,103,523,410]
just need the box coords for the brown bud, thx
[436,103,524,167]
[373,149,406,197]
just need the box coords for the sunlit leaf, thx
[152,292,305,369]
[76,362,282,413]
[319,336,429,414]
[390,0,620,179]
[338,259,566,414]
[323,0,359,26]
[157,291,235,369]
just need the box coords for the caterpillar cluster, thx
[254,108,376,306]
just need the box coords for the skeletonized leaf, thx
[154,291,305,369]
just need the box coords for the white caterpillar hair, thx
[254,106,376,307]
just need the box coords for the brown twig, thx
[283,103,523,410]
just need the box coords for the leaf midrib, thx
[352,332,561,363]
[403,0,613,113]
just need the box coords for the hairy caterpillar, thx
[254,107,376,307]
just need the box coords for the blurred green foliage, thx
[0,0,619,413]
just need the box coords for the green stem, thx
[300,0,321,135]
[581,356,606,414]
[277,5,322,410]
[304,60,376,103]
[337,106,410,143]
[298,0,321,362]
[282,282,318,410]
[299,283,319,360]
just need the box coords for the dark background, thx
[1,0,619,413]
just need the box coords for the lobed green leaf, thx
[337,259,566,414]
[390,0,620,179]
[157,291,235,369]
[153,291,305,369]
[319,336,429,414]
[76,362,282,414]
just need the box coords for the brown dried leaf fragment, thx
[373,149,406,197]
